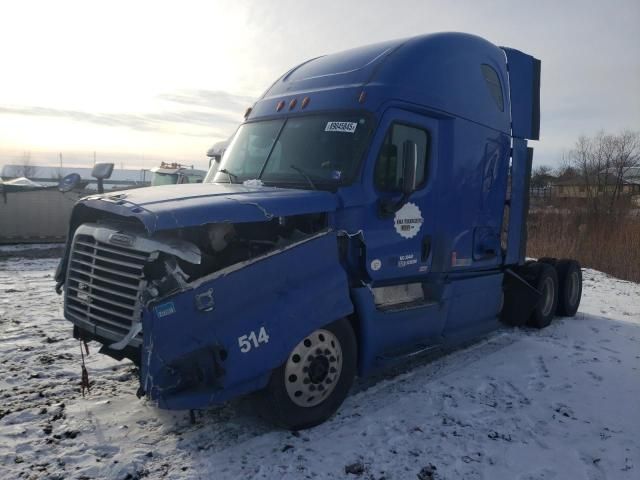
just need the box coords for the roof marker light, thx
[289,98,297,110]
[358,91,367,104]
[276,100,285,112]
[301,97,310,109]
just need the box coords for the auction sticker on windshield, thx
[325,121,358,133]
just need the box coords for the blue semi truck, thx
[55,33,583,429]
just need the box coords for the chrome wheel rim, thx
[541,276,555,317]
[284,329,342,407]
[568,270,580,306]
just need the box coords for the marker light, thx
[358,91,367,104]
[289,98,297,110]
[301,97,310,109]
[276,100,285,112]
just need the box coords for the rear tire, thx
[555,259,582,317]
[528,263,559,329]
[258,318,357,430]
[537,257,557,266]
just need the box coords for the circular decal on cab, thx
[394,202,424,239]
[370,259,382,271]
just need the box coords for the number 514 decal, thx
[238,327,270,353]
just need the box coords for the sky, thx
[0,0,639,171]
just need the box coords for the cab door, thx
[362,109,439,283]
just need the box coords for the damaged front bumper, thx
[62,223,202,355]
[65,226,354,410]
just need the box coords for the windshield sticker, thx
[394,202,424,239]
[331,170,342,180]
[325,121,358,133]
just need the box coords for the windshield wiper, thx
[290,165,317,190]
[218,168,238,184]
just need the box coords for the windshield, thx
[204,113,372,189]
[151,172,179,186]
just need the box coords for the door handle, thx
[421,235,432,262]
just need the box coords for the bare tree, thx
[531,165,554,189]
[555,154,577,179]
[16,151,37,179]
[608,130,640,211]
[569,130,640,215]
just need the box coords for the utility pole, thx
[59,152,63,171]
[93,151,96,165]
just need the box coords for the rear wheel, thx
[528,263,559,329]
[556,259,582,316]
[258,318,357,430]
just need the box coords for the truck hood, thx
[77,183,339,233]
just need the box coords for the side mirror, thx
[401,140,418,195]
[91,162,114,194]
[91,162,114,180]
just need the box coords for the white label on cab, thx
[325,121,358,133]
[394,202,424,239]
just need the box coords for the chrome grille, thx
[64,233,149,343]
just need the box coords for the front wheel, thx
[258,318,357,430]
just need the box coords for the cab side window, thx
[374,123,429,191]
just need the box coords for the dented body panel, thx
[141,232,352,409]
[78,183,338,233]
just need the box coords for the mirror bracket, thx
[377,140,418,217]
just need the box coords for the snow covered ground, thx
[0,254,638,480]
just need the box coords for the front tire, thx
[258,318,357,430]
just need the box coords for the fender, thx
[140,230,354,409]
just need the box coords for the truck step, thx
[377,343,440,361]
[376,299,439,313]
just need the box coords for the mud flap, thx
[140,231,354,410]
[501,268,541,327]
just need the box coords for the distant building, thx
[552,173,640,198]
[0,164,151,190]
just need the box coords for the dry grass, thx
[527,211,640,283]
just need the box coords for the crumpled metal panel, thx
[77,183,338,234]
[140,231,353,410]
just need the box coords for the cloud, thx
[0,88,252,138]
[157,89,255,111]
